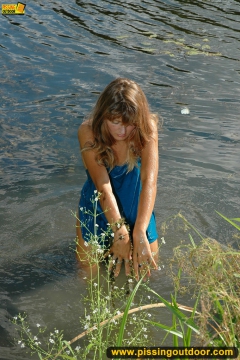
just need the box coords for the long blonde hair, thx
[83,78,158,171]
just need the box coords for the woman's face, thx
[106,118,136,141]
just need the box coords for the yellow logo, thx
[2,2,26,14]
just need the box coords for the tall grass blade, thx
[215,211,240,231]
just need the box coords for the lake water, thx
[0,0,240,358]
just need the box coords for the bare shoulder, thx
[78,119,94,148]
[149,116,158,136]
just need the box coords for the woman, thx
[76,78,159,280]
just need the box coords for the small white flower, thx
[105,296,110,300]
[49,338,55,344]
[133,316,136,321]
[97,248,103,254]
[55,329,59,334]
[94,190,98,194]
[114,286,118,289]
[158,266,161,271]
[161,237,166,244]
[147,313,152,317]
[33,336,38,341]
[93,309,98,314]
[128,278,133,283]
[80,207,83,211]
[93,283,97,287]
[84,241,89,247]
[105,308,110,314]
[18,340,22,344]
[84,324,89,330]
[107,223,110,226]
[83,276,87,280]
[36,323,41,327]
[111,233,114,237]
[116,310,121,315]
[94,197,98,202]
[142,327,147,332]
[117,223,121,228]
[21,343,25,348]
[13,316,18,320]
[127,332,131,336]
[66,350,70,355]
[95,223,99,227]
[85,315,90,321]
[147,295,151,299]
[101,233,105,237]
[75,346,81,351]
[92,325,97,330]
[162,264,165,268]
[144,334,148,338]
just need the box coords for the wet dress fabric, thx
[78,161,158,248]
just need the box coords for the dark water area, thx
[0,0,240,358]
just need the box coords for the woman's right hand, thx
[109,226,132,277]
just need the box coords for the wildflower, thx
[158,266,161,271]
[111,319,117,324]
[84,324,89,330]
[111,233,114,237]
[49,338,55,344]
[13,316,18,320]
[147,295,151,299]
[92,325,97,330]
[142,327,147,332]
[55,329,59,334]
[116,310,121,315]
[100,233,105,237]
[105,296,110,300]
[94,197,98,202]
[66,350,70,355]
[113,286,118,289]
[93,309,98,314]
[83,276,87,280]
[36,323,41,327]
[84,241,89,247]
[144,334,148,339]
[127,332,131,336]
[97,248,103,254]
[33,336,38,341]
[80,207,83,211]
[128,278,133,283]
[93,283,97,287]
[21,343,25,348]
[85,315,90,321]
[95,223,99,227]
[161,237,166,244]
[75,346,81,351]
[133,316,136,321]
[147,313,151,317]
[162,264,165,268]
[18,340,22,345]
[94,190,97,194]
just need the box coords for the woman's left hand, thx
[132,230,157,280]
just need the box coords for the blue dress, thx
[78,161,158,248]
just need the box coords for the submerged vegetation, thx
[13,199,240,359]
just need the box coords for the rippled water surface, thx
[1,0,240,358]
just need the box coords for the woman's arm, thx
[133,119,159,279]
[78,122,131,276]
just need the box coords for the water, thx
[1,0,240,358]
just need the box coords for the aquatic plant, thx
[12,206,240,359]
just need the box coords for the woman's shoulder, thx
[78,119,94,148]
